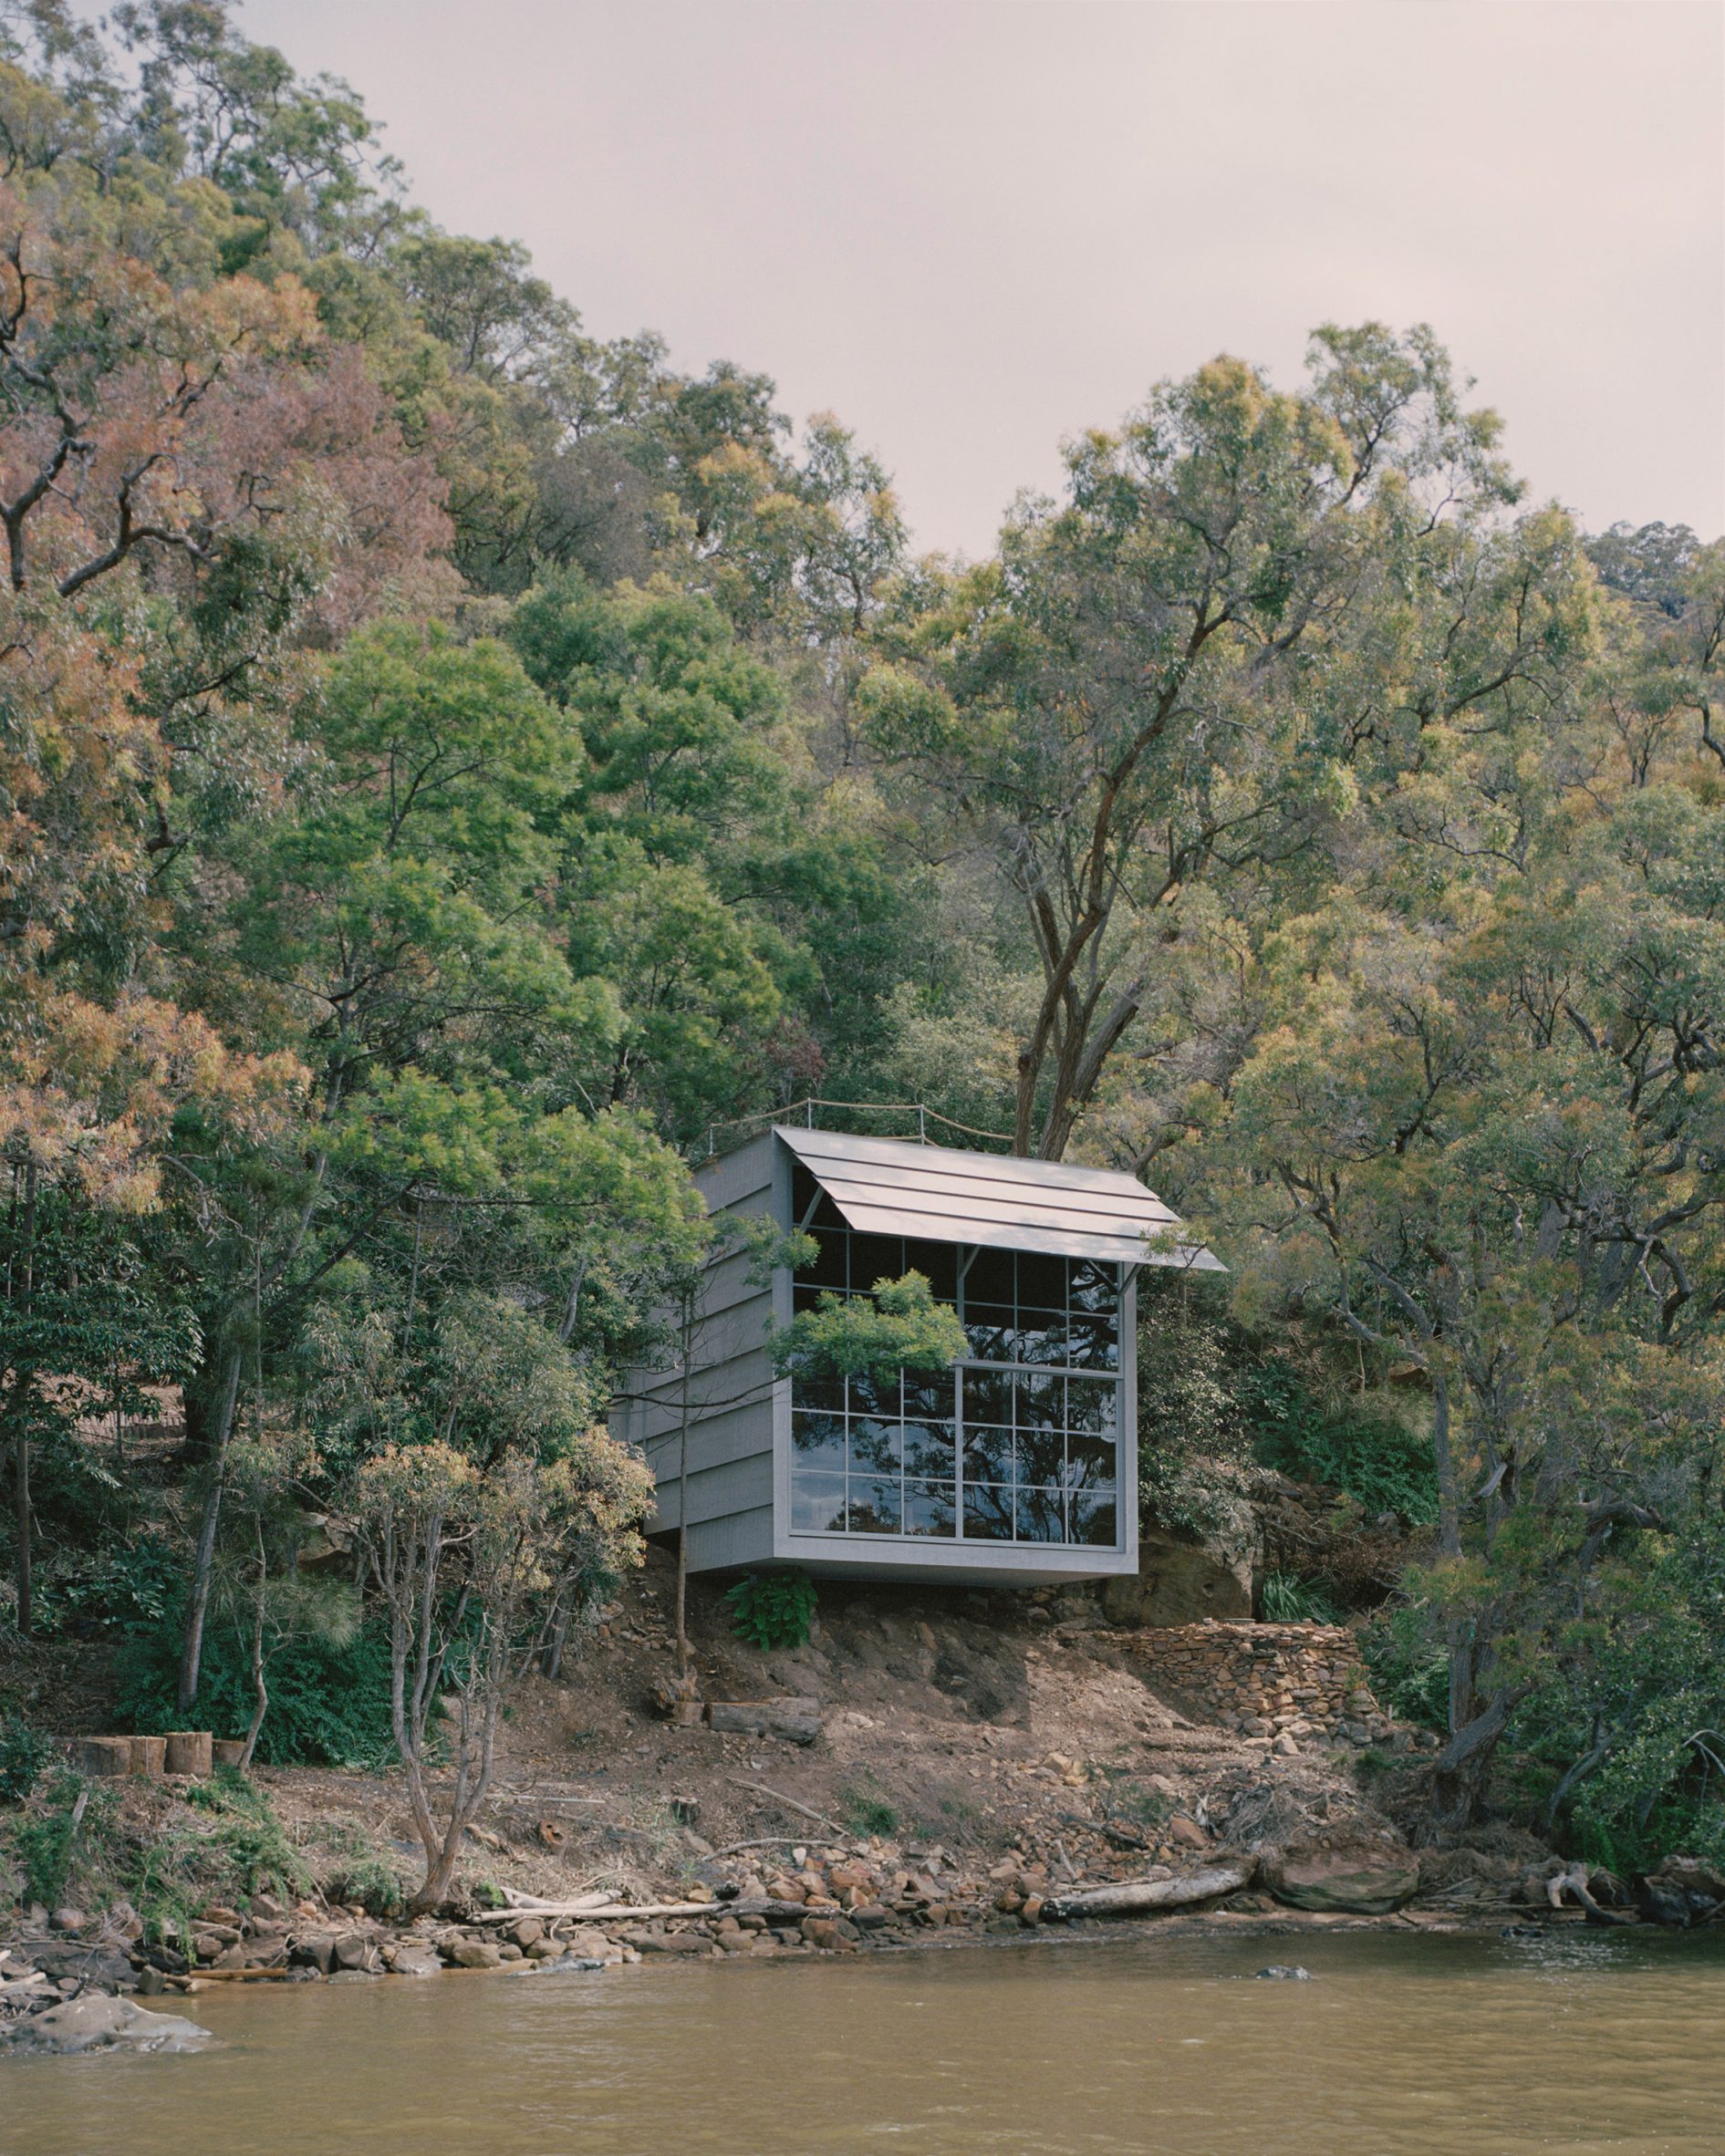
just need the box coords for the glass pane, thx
[791,1367,844,1414]
[790,1473,847,1533]
[801,1224,848,1289]
[964,1246,1014,1305]
[962,1306,1015,1361]
[1065,1318,1118,1371]
[961,1484,1014,1540]
[848,1477,902,1533]
[904,1368,957,1419]
[962,1367,1013,1426]
[901,1418,958,1478]
[1065,1436,1117,1491]
[847,1417,902,1475]
[1016,1250,1066,1311]
[1069,1259,1119,1314]
[1015,1426,1065,1487]
[905,1239,959,1301]
[849,1233,904,1292]
[1065,1376,1118,1435]
[1014,1372,1064,1429]
[848,1369,900,1416]
[1014,1487,1065,1542]
[1069,1493,1118,1547]
[903,1480,956,1537]
[1016,1318,1069,1365]
[962,1425,1012,1483]
[791,1409,846,1468]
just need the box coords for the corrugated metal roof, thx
[776,1125,1224,1270]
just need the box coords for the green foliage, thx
[0,1716,49,1804]
[11,1771,114,1910]
[118,1612,398,1768]
[1242,1364,1437,1526]
[323,1850,407,1919]
[1261,1571,1341,1624]
[181,1771,311,1903]
[1360,1612,1450,1733]
[840,1782,899,1838]
[44,1537,183,1640]
[770,1271,968,1383]
[725,1570,817,1651]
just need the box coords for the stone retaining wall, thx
[1122,1621,1394,1746]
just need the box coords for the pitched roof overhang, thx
[777,1125,1225,1272]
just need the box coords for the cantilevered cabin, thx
[619,1125,1221,1587]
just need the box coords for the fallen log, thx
[1044,1861,1253,1922]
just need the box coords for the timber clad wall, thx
[632,1130,780,1573]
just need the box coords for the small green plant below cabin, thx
[726,1569,817,1650]
[841,1781,899,1838]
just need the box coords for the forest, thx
[2,0,1723,1883]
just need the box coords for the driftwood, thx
[708,1699,822,1745]
[1044,1861,1253,1921]
[726,1777,843,1833]
[1543,1861,1635,1926]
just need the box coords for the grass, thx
[840,1779,899,1838]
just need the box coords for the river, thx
[5,1926,1724,2156]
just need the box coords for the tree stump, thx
[211,1739,246,1770]
[129,1736,166,1778]
[164,1732,213,1778]
[76,1737,132,1778]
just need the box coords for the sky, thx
[236,0,1725,560]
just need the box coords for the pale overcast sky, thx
[236,0,1725,558]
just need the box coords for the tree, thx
[864,325,1551,1159]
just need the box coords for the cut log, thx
[129,1736,166,1778]
[164,1732,213,1778]
[1044,1861,1253,1921]
[211,1739,247,1770]
[76,1737,132,1779]
[708,1699,823,1745]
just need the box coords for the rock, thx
[800,1917,842,1949]
[48,1906,88,1933]
[1,1995,213,2055]
[327,1969,381,1984]
[135,1964,166,1996]
[1101,1527,1253,1628]
[1265,1850,1419,1915]
[1272,1733,1301,1757]
[390,1945,443,1978]
[1167,1817,1209,1850]
[290,1934,339,1975]
[515,1953,604,1975]
[507,1917,544,1950]
[445,1939,502,1970]
[333,1933,380,1974]
[25,1941,133,1989]
[1253,1964,1313,1980]
[634,1931,707,1954]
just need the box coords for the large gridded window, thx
[786,1163,1122,1549]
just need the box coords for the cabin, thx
[618,1124,1221,1587]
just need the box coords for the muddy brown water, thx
[5,1927,1725,2156]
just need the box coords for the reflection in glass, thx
[962,1484,1014,1539]
[902,1418,958,1477]
[790,1473,847,1532]
[962,1425,1012,1483]
[791,1411,846,1469]
[847,1417,902,1475]
[849,1477,902,1533]
[1015,1486,1065,1541]
[1065,1377,1117,1435]
[1065,1436,1117,1490]
[904,1480,957,1537]
[963,1367,1013,1426]
[1069,1494,1117,1546]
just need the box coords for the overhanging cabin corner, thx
[617,1124,1222,1588]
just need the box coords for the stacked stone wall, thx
[1122,1620,1395,1747]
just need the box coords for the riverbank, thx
[5,1542,1712,2031]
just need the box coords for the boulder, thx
[1264,1849,1419,1915]
[24,1940,133,1989]
[389,1945,443,1978]
[444,1938,502,1970]
[1101,1527,1253,1628]
[2,1995,213,2055]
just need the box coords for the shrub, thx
[1242,1363,1436,1525]
[12,1770,115,1908]
[0,1716,49,1804]
[1361,1611,1450,1731]
[117,1612,397,1767]
[841,1782,899,1838]
[725,1569,817,1651]
[1260,1570,1340,1623]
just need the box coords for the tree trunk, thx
[10,1159,37,1637]
[176,1344,244,1713]
[238,1518,269,1772]
[1428,1685,1522,1835]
